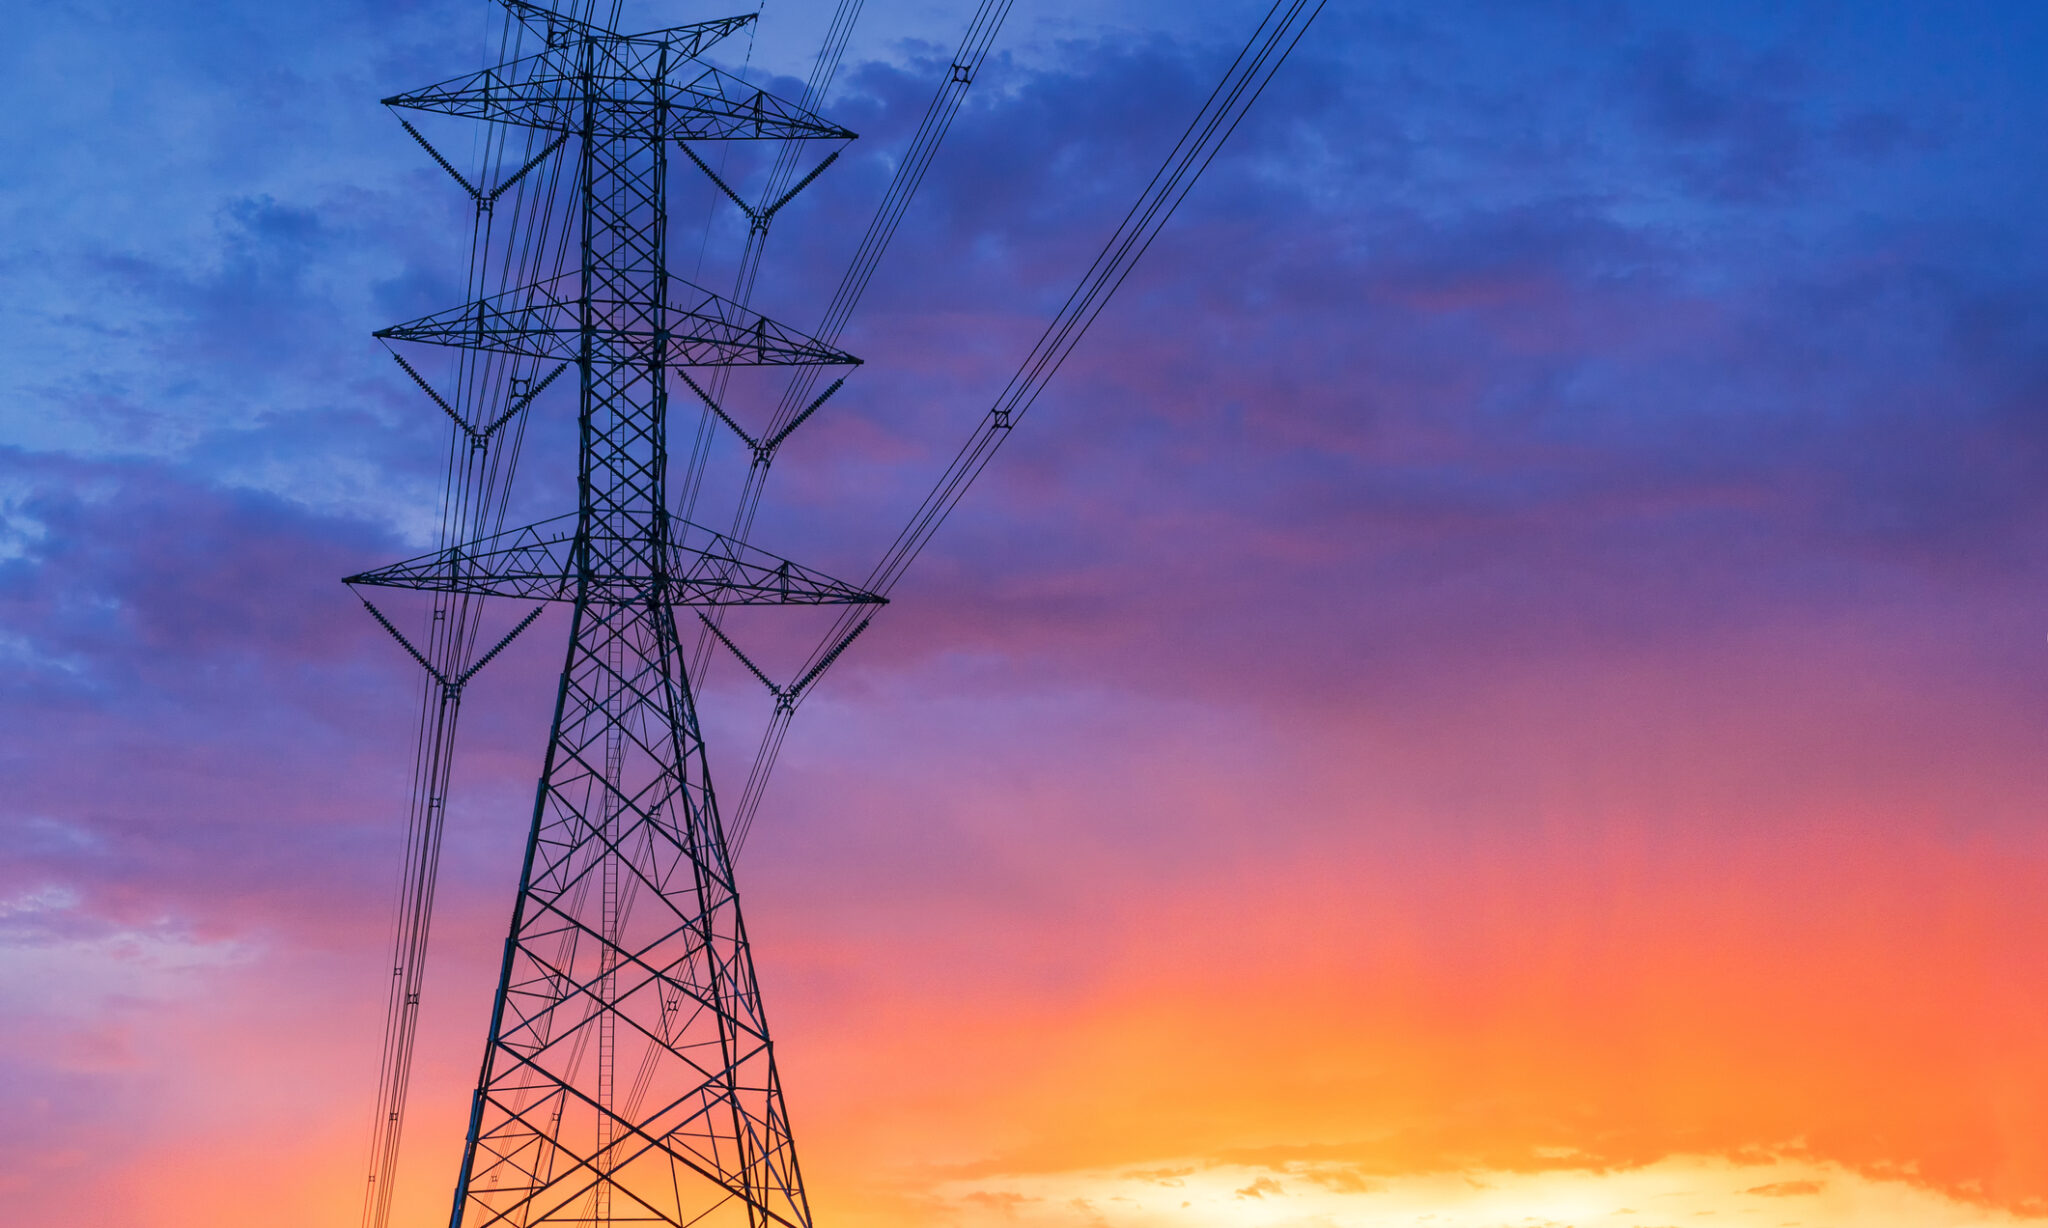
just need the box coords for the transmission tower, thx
[349,6,875,1226]
[343,0,1322,1225]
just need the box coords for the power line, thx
[724,0,1328,853]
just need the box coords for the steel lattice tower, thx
[343,0,1323,1223]
[348,6,876,1226]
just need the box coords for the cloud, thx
[961,1189,1040,1212]
[1300,1165,1379,1194]
[1744,1180,1825,1197]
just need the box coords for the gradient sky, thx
[6,1,2048,1226]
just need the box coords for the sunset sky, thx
[6,1,2048,1226]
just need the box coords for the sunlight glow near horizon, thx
[927,1156,2048,1228]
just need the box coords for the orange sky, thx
[24,625,2044,1228]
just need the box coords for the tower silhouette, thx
[344,1,1325,1225]
[348,7,875,1225]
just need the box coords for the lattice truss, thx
[349,0,1318,1225]
[349,5,875,1227]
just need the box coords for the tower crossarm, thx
[374,272,860,367]
[382,27,855,143]
[345,513,885,607]
[494,2,756,60]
